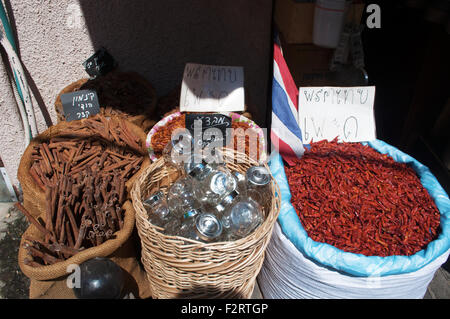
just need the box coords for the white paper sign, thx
[180,63,245,112]
[298,86,376,144]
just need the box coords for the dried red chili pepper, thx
[285,139,441,257]
[151,114,261,159]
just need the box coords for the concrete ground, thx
[0,202,448,299]
[0,202,30,298]
[424,260,450,299]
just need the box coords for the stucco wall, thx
[0,0,273,190]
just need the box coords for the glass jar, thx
[183,154,214,182]
[143,191,171,227]
[245,166,272,210]
[183,213,223,243]
[194,166,237,206]
[233,171,247,195]
[163,216,182,236]
[167,177,196,216]
[177,208,202,237]
[162,129,193,173]
[214,190,239,219]
[203,148,226,169]
[221,197,263,241]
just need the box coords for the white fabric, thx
[258,222,450,299]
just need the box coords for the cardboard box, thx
[274,0,365,44]
[281,37,335,86]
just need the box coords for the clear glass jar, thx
[162,129,193,173]
[183,154,214,182]
[167,177,196,216]
[214,190,239,219]
[194,166,237,206]
[221,197,263,241]
[183,213,223,243]
[178,207,202,237]
[203,148,226,169]
[233,171,247,195]
[143,191,171,227]
[163,216,182,236]
[245,166,272,210]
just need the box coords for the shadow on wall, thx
[78,0,273,127]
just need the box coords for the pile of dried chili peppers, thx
[285,139,441,257]
[151,113,261,160]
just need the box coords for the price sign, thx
[83,47,117,78]
[298,86,376,144]
[180,63,245,112]
[60,89,101,122]
[185,113,232,148]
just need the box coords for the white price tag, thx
[180,63,245,112]
[298,86,376,144]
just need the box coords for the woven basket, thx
[54,71,158,132]
[131,148,281,299]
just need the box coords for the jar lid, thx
[246,166,270,186]
[195,213,222,241]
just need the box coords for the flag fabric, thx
[271,35,305,164]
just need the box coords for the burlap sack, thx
[18,201,152,299]
[54,78,88,122]
[54,71,158,132]
[17,115,150,218]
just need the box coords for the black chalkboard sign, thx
[83,47,117,78]
[60,90,101,122]
[185,113,232,148]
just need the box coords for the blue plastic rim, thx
[269,139,450,277]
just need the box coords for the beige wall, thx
[0,0,273,190]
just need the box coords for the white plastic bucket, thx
[313,0,349,48]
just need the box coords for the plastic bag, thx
[269,140,450,277]
[258,140,450,298]
[258,223,449,298]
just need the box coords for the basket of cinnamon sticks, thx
[16,115,152,298]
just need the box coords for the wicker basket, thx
[131,148,281,299]
[54,71,158,132]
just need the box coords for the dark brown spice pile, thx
[285,139,440,257]
[56,71,158,132]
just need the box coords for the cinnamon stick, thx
[15,203,55,242]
